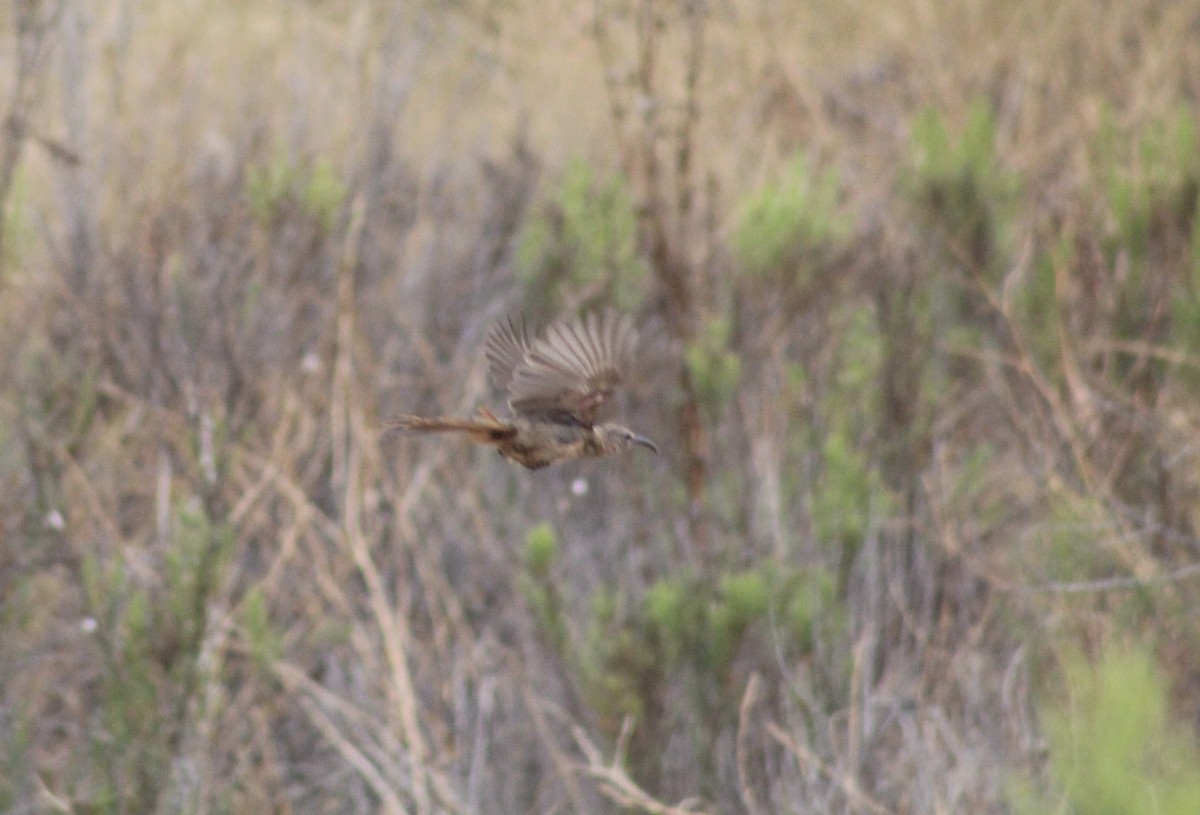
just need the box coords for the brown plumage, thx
[388,311,657,470]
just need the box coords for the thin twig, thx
[766,722,896,815]
[994,561,1200,594]
[735,673,763,815]
[571,720,711,815]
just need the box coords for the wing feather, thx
[502,310,637,426]
[485,316,533,390]
[570,316,603,374]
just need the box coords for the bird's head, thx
[595,423,658,456]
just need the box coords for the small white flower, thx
[80,617,98,633]
[45,509,65,530]
[571,478,589,496]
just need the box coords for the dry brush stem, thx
[276,661,409,815]
[765,722,895,815]
[0,1,62,239]
[523,687,595,815]
[588,0,714,564]
[735,672,763,815]
[975,265,1161,581]
[232,436,466,813]
[328,194,461,815]
[571,716,710,815]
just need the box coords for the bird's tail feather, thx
[387,413,515,444]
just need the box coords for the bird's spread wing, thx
[499,311,637,427]
[484,316,535,391]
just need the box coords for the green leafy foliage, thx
[0,712,30,808]
[553,561,841,748]
[1091,106,1200,389]
[708,570,769,671]
[1097,105,1200,267]
[518,522,568,653]
[832,302,883,411]
[0,163,35,274]
[642,576,704,669]
[69,499,237,810]
[1013,237,1065,372]
[640,566,836,679]
[778,566,839,652]
[907,98,1021,272]
[516,157,649,311]
[1013,644,1200,815]
[523,521,558,574]
[246,148,346,232]
[807,304,894,576]
[580,588,654,728]
[241,586,283,670]
[1034,491,1122,583]
[811,426,887,553]
[683,314,742,416]
[731,151,848,280]
[905,99,1020,378]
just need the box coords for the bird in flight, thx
[389,311,657,470]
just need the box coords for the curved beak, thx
[632,434,658,454]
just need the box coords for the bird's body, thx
[389,311,656,470]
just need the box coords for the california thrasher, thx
[389,311,657,470]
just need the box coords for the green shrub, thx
[516,157,648,311]
[579,588,654,728]
[778,565,839,653]
[731,151,848,281]
[518,522,567,653]
[1098,105,1199,265]
[246,148,346,231]
[708,570,769,671]
[809,304,893,570]
[683,314,742,416]
[1013,236,1066,372]
[643,576,704,668]
[68,498,238,810]
[241,586,283,670]
[811,428,880,550]
[639,566,835,680]
[523,521,558,576]
[1012,643,1200,815]
[906,98,1021,272]
[0,163,35,274]
[1093,106,1200,388]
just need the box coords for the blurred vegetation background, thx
[3,0,1200,812]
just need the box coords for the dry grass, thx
[3,0,1200,812]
